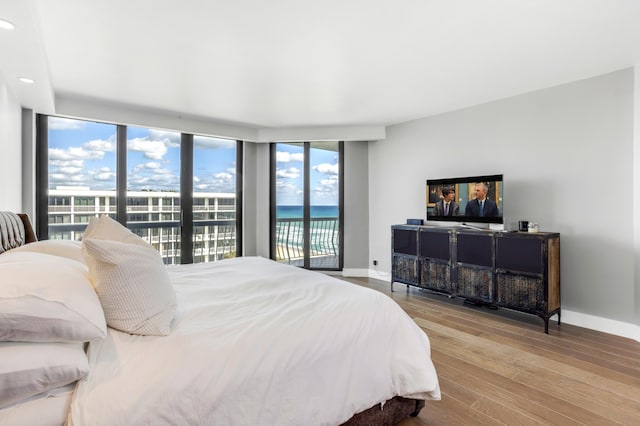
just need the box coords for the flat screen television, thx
[426,174,503,224]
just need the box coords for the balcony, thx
[47,216,339,268]
[49,219,236,265]
[275,217,339,268]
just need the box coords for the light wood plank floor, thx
[342,276,640,426]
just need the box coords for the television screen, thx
[426,174,504,224]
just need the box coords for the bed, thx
[0,211,440,425]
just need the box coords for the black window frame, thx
[269,140,344,271]
[35,114,243,264]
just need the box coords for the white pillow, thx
[83,238,176,336]
[82,215,150,247]
[0,341,88,409]
[0,252,107,342]
[10,239,85,264]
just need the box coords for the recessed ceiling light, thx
[18,77,35,84]
[0,19,15,30]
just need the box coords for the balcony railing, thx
[48,219,236,265]
[275,217,339,267]
[48,217,339,267]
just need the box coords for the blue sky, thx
[48,117,339,204]
[48,117,236,193]
[275,142,339,206]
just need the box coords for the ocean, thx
[275,206,339,260]
[276,205,339,219]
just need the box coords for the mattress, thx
[68,257,440,425]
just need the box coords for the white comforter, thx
[68,257,440,425]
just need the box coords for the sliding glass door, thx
[271,141,343,270]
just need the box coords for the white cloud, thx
[69,146,105,160]
[275,180,301,194]
[49,146,105,161]
[48,117,85,130]
[84,139,115,152]
[57,166,83,175]
[276,167,301,179]
[148,129,181,148]
[127,170,179,191]
[50,173,85,183]
[95,171,115,181]
[313,175,338,201]
[276,151,304,163]
[215,172,233,180]
[313,163,339,175]
[49,159,84,168]
[320,177,338,186]
[153,168,173,175]
[50,173,69,181]
[128,138,168,160]
[132,161,164,173]
[48,134,120,189]
[193,170,235,193]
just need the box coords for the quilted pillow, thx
[83,238,176,336]
[0,251,107,342]
[0,341,89,409]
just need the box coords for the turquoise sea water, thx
[276,205,338,218]
[275,206,339,258]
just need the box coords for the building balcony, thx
[275,217,339,268]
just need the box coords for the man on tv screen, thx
[433,186,459,217]
[465,182,499,217]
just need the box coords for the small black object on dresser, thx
[391,225,561,333]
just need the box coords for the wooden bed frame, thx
[0,211,425,425]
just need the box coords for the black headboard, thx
[0,212,37,254]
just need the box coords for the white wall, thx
[21,109,35,219]
[369,69,637,329]
[0,77,22,211]
[634,66,640,339]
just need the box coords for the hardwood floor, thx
[342,276,640,426]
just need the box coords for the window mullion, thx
[303,142,310,269]
[116,125,127,226]
[181,133,194,264]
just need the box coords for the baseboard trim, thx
[341,268,371,277]
[561,310,640,342]
[341,268,392,280]
[367,268,392,281]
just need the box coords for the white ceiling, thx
[2,0,640,129]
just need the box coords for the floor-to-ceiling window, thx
[44,116,117,240]
[192,135,238,263]
[126,126,182,264]
[36,115,241,264]
[270,141,343,270]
